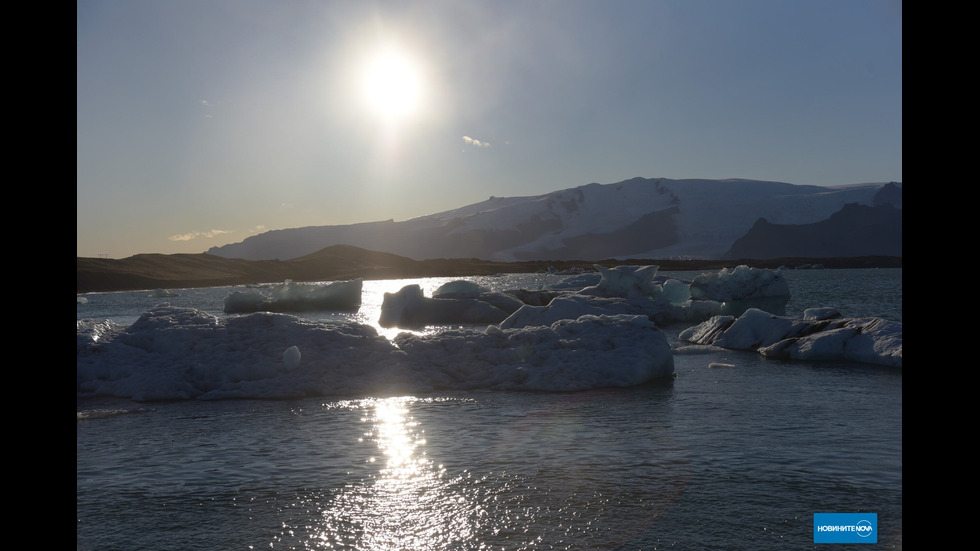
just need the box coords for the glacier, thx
[205,177,899,262]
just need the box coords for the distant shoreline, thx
[76,246,902,294]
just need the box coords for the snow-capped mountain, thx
[205,177,902,261]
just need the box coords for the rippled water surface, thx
[77,268,902,550]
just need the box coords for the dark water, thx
[77,268,902,550]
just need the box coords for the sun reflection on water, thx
[315,397,478,550]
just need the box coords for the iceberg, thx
[377,265,790,330]
[500,294,664,329]
[394,314,674,392]
[76,305,675,401]
[149,288,180,297]
[223,279,363,313]
[500,264,728,328]
[432,279,489,297]
[378,284,517,328]
[77,262,898,402]
[578,264,663,298]
[78,262,902,402]
[678,307,902,367]
[688,265,790,316]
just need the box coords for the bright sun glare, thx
[361,50,423,124]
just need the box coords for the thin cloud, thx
[169,229,232,242]
[462,135,491,148]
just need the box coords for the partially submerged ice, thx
[223,279,363,313]
[377,264,791,330]
[688,265,790,316]
[378,284,519,327]
[77,306,675,400]
[679,307,902,367]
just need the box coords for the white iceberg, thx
[678,307,902,367]
[223,279,363,313]
[77,305,675,401]
[377,265,790,330]
[500,264,729,328]
[378,284,516,327]
[689,265,790,316]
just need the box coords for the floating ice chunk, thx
[431,279,527,316]
[545,271,601,290]
[77,306,397,401]
[499,295,661,329]
[759,318,902,367]
[517,264,722,325]
[223,279,363,313]
[77,318,124,349]
[689,265,789,301]
[395,314,675,391]
[379,284,510,328]
[472,292,526,314]
[503,289,564,307]
[267,279,362,312]
[679,307,902,367]
[77,306,675,400]
[498,289,720,329]
[432,280,488,297]
[579,264,661,298]
[661,278,692,305]
[688,265,789,316]
[149,289,180,297]
[223,288,271,313]
[283,345,301,370]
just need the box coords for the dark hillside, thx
[724,203,902,259]
[77,244,902,293]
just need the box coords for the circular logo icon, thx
[856,519,874,538]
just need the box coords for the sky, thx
[77,0,902,259]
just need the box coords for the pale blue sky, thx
[77,0,902,258]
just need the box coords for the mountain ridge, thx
[725,202,902,259]
[205,177,901,262]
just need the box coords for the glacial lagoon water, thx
[77,268,902,550]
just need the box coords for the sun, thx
[360,49,423,125]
